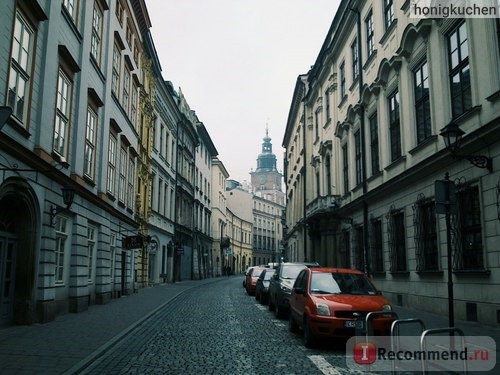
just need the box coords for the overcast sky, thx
[145,0,340,182]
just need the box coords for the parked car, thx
[255,268,276,305]
[243,266,254,288]
[268,261,320,318]
[245,267,266,295]
[288,267,395,348]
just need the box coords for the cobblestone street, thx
[80,277,349,374]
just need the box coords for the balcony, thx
[305,195,341,219]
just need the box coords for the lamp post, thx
[438,121,494,327]
[439,122,493,172]
[435,172,456,328]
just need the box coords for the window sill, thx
[338,95,348,108]
[453,269,490,276]
[367,169,383,182]
[363,50,378,71]
[371,271,386,277]
[390,271,410,276]
[6,115,31,139]
[453,105,482,125]
[106,192,116,201]
[384,155,406,172]
[349,77,360,92]
[416,270,443,276]
[83,174,96,187]
[409,134,438,155]
[486,89,500,102]
[379,19,398,46]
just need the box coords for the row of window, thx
[150,173,175,219]
[54,217,137,286]
[340,184,483,273]
[8,5,139,210]
[339,21,472,195]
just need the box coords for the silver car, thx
[268,262,320,318]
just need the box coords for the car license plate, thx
[344,320,364,329]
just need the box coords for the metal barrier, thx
[365,311,399,342]
[390,318,426,374]
[420,327,468,375]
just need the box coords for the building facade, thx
[147,42,178,284]
[0,0,153,325]
[283,0,500,325]
[172,89,199,281]
[226,186,253,273]
[249,129,286,265]
[252,195,284,266]
[193,123,217,279]
[0,0,229,327]
[250,129,286,206]
[210,157,229,277]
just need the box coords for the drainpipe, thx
[354,3,371,276]
[302,81,308,262]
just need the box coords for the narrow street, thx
[80,277,349,374]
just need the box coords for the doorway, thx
[0,233,17,326]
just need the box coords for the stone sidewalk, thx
[0,278,222,375]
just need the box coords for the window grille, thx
[354,225,364,271]
[340,229,351,268]
[370,218,384,272]
[413,194,439,271]
[386,205,407,272]
[451,182,484,270]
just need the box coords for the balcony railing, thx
[305,195,341,218]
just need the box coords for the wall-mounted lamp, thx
[51,185,75,226]
[0,106,13,131]
[439,121,493,172]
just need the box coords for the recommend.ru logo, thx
[347,335,496,372]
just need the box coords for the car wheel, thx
[275,302,284,319]
[255,290,260,301]
[260,294,267,305]
[303,316,316,348]
[268,295,274,311]
[288,311,298,333]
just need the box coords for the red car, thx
[288,267,395,347]
[245,267,266,295]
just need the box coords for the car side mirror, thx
[293,287,305,295]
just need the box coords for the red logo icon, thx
[353,342,377,364]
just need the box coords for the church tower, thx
[250,126,285,205]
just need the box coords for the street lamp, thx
[50,185,75,225]
[439,122,493,172]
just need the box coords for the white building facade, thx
[283,0,500,325]
[193,123,217,279]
